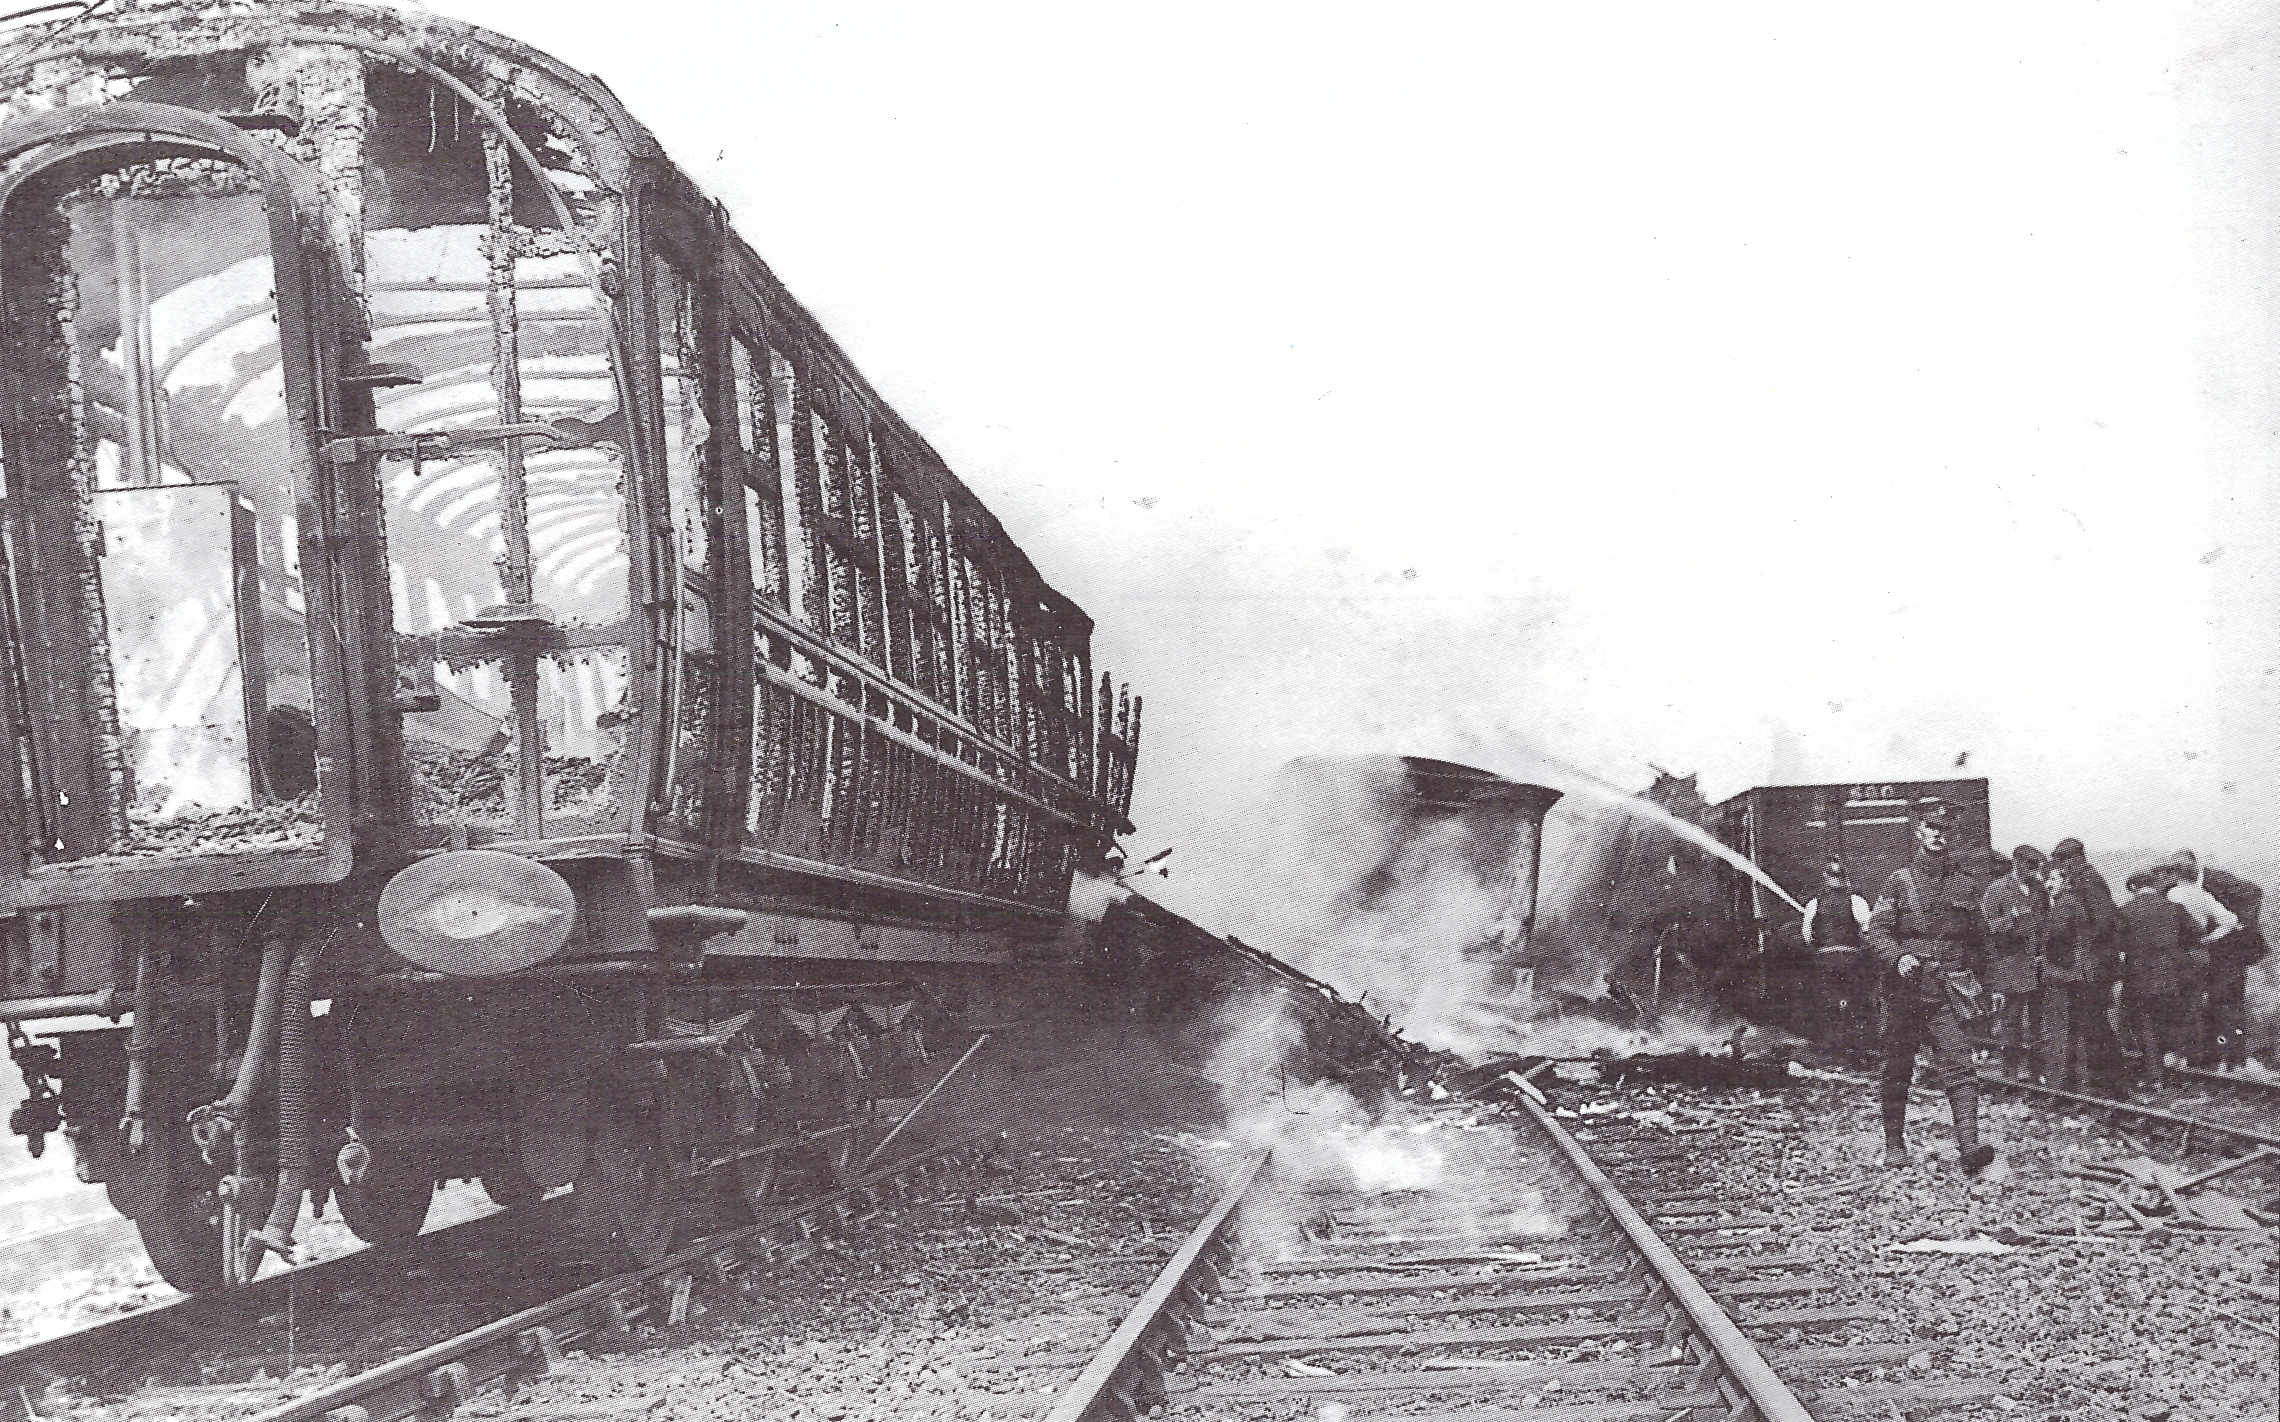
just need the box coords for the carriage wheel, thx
[577,1116,675,1266]
[135,1166,225,1294]
[481,1161,546,1210]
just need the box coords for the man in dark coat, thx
[1865,798,2000,1173]
[2168,850,2265,1070]
[2037,860,2093,1090]
[2119,868,2203,1084]
[2051,838,2127,1093]
[1979,845,2046,1076]
[1802,858,1873,1051]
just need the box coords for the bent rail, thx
[244,1136,984,1422]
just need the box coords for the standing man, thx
[2168,850,2264,1071]
[2051,838,2127,1094]
[2120,869,2203,1084]
[2038,860,2092,1089]
[1865,798,2000,1174]
[1979,845,2047,1078]
[1801,859,1872,1050]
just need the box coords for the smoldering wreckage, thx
[1099,755,1808,1113]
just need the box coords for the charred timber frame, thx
[0,1,1139,927]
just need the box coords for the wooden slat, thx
[1742,1304,1882,1328]
[1657,1216,1784,1234]
[1256,1248,1593,1275]
[1797,1377,2004,1414]
[1392,1399,1725,1422]
[1774,1341,1946,1370]
[1692,1251,1819,1273]
[1212,1285,1647,1336]
[1238,1263,1620,1299]
[1716,1276,1839,1299]
[1203,1315,1665,1359]
[1183,1357,1673,1401]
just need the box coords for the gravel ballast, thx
[1553,1067,2278,1422]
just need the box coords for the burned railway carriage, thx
[0,2,1141,1290]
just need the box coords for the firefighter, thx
[1865,797,2000,1173]
[1800,859,1872,1050]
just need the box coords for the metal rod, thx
[622,1032,735,1057]
[859,1032,992,1170]
[116,937,154,1151]
[0,989,128,1023]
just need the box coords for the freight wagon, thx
[1710,777,1993,1027]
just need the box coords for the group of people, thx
[1800,797,2266,1174]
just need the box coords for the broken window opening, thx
[653,255,707,577]
[367,70,630,843]
[404,644,628,832]
[0,148,324,865]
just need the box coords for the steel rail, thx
[245,1135,985,1422]
[1815,1060,2280,1155]
[1971,1071,2280,1152]
[1515,1091,1820,1422]
[0,1192,571,1396]
[1051,1098,1825,1422]
[1043,1148,1268,1422]
[2171,1063,2280,1101]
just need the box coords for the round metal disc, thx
[377,850,577,976]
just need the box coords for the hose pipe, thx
[116,935,155,1153]
[187,938,289,1165]
[243,941,315,1269]
[336,1009,371,1187]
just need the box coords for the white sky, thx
[446,0,2280,894]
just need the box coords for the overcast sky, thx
[446,0,2280,900]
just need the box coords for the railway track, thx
[2173,1062,2280,1098]
[1810,1046,2280,1159]
[4,1136,986,1422]
[1969,1070,2280,1158]
[0,1189,578,1400]
[1033,1093,2000,1422]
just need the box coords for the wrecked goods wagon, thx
[0,0,1143,1291]
[1712,778,1994,950]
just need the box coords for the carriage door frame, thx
[0,103,354,908]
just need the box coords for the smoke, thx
[1202,758,1543,1060]
[1198,754,1771,1062]
[1065,868,1128,924]
[1202,986,1446,1187]
[1195,989,1571,1256]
